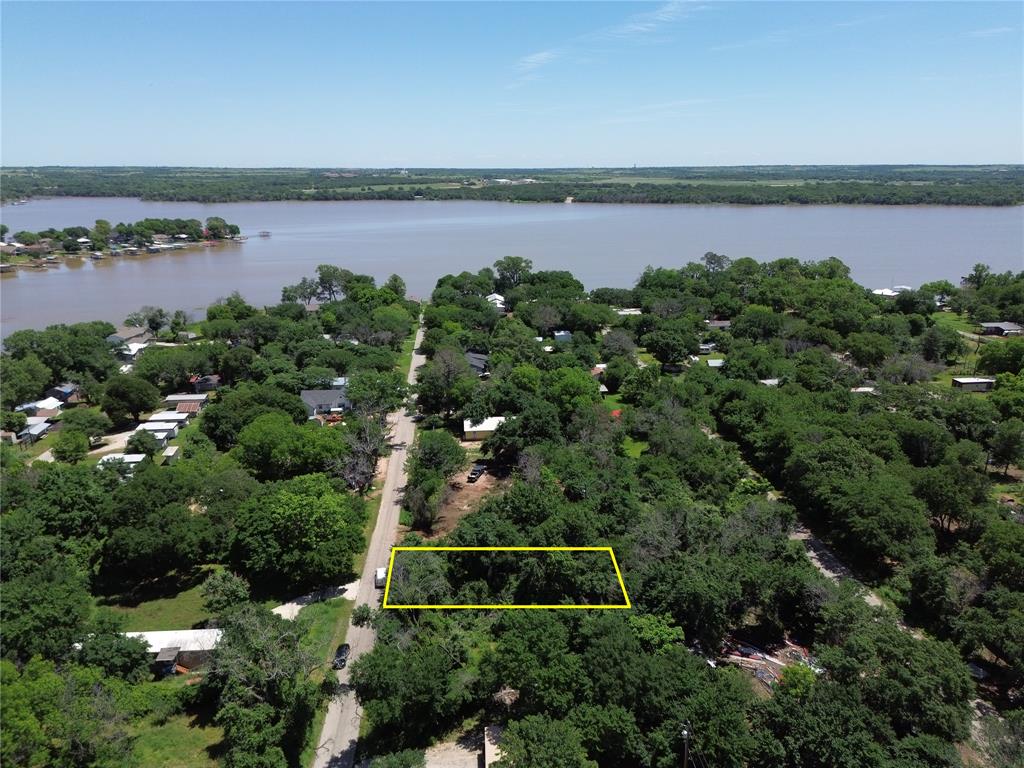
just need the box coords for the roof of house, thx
[137,422,179,431]
[486,293,505,302]
[463,416,507,433]
[872,288,899,297]
[32,396,64,411]
[49,383,79,395]
[125,629,223,654]
[164,393,209,402]
[466,352,489,373]
[124,342,149,356]
[615,308,643,316]
[759,378,781,386]
[979,322,1024,332]
[149,410,190,421]
[952,377,996,385]
[331,376,349,388]
[176,402,202,413]
[706,319,732,329]
[98,453,148,465]
[18,422,51,437]
[300,389,351,410]
[162,446,180,457]
[707,358,726,368]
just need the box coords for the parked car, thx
[467,463,486,483]
[332,643,351,669]
[374,566,387,588]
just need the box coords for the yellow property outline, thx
[382,546,631,609]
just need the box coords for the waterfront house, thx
[463,416,506,441]
[952,377,996,393]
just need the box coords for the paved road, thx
[312,325,425,768]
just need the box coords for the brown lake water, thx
[2,197,1022,335]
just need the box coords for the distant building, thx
[465,352,490,377]
[615,308,643,316]
[952,377,996,393]
[97,453,148,476]
[190,374,222,393]
[707,358,725,368]
[300,389,351,418]
[979,322,1023,337]
[850,386,878,395]
[553,330,572,345]
[758,378,780,387]
[463,416,506,441]
[486,293,506,312]
[45,382,79,402]
[872,288,899,298]
[162,446,180,465]
[698,342,717,354]
[164,393,209,409]
[705,319,732,330]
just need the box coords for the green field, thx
[104,567,216,631]
[298,599,355,768]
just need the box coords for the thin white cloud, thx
[507,0,699,88]
[968,26,1015,38]
[515,49,560,73]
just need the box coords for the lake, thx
[2,197,1022,335]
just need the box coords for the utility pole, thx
[681,723,691,768]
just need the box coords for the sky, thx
[1,1,1022,167]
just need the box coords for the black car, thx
[467,463,486,483]
[332,643,351,670]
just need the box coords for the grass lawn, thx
[396,313,421,376]
[623,436,648,458]
[103,566,218,631]
[298,598,355,768]
[353,490,383,576]
[930,311,978,335]
[603,393,624,411]
[131,676,223,768]
[132,711,223,768]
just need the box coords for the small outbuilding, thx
[125,628,223,674]
[162,445,180,465]
[466,352,490,377]
[45,382,79,402]
[706,319,732,330]
[463,416,506,441]
[952,377,996,393]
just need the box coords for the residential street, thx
[312,325,425,768]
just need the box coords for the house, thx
[98,453,148,475]
[486,293,506,312]
[872,288,899,298]
[850,386,878,395]
[124,629,222,674]
[463,416,506,441]
[300,389,352,418]
[758,378,780,387]
[164,393,209,409]
[615,308,643,316]
[120,342,149,361]
[162,446,180,465]
[707,358,725,369]
[175,401,203,415]
[190,374,222,393]
[952,377,996,393]
[148,410,191,425]
[17,421,51,443]
[698,342,717,354]
[466,352,490,377]
[553,330,572,345]
[705,319,732,330]
[45,382,79,402]
[15,396,64,415]
[140,421,180,436]
[979,322,1024,337]
[330,376,349,390]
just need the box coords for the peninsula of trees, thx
[2,165,1022,205]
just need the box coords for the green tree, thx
[641,329,696,367]
[0,353,50,410]
[231,473,365,589]
[408,429,466,481]
[126,429,161,457]
[100,375,160,422]
[496,715,597,768]
[51,429,89,463]
[845,331,895,367]
[59,408,112,438]
[989,417,1024,473]
[494,256,533,291]
[201,569,252,615]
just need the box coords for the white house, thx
[463,416,506,441]
[138,421,180,438]
[486,293,506,312]
[147,410,191,425]
[553,330,572,345]
[97,453,148,475]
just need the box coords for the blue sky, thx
[2,1,1021,166]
